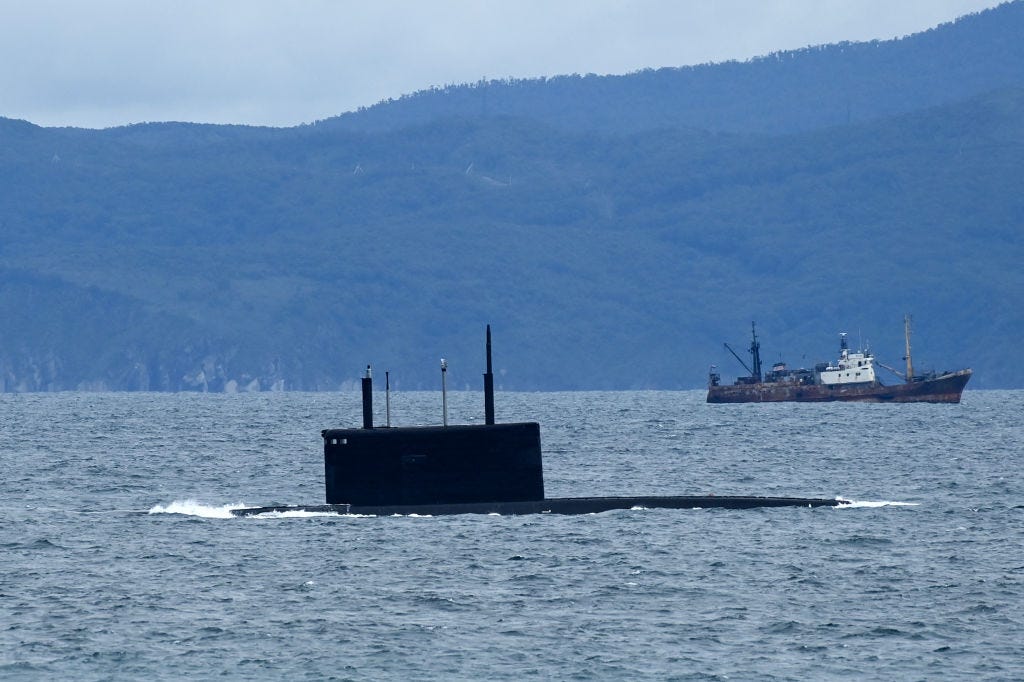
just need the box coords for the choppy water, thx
[2,390,1022,680]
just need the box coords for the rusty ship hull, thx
[707,368,972,404]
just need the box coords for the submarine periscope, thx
[231,326,848,517]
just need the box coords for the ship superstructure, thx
[818,333,877,386]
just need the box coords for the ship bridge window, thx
[328,437,348,445]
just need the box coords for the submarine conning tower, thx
[321,325,544,506]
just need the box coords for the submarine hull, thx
[231,327,852,520]
[231,495,849,517]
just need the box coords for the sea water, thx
[1,390,1021,680]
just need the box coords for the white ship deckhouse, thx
[818,333,878,385]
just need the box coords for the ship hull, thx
[707,368,971,404]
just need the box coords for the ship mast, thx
[749,321,762,382]
[903,314,914,383]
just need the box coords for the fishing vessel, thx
[707,316,971,404]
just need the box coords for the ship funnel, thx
[361,365,373,429]
[484,324,495,425]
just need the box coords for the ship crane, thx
[876,361,907,382]
[722,322,763,382]
[723,342,753,376]
[876,315,916,383]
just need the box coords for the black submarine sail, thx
[707,317,971,404]
[233,326,847,516]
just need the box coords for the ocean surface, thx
[2,390,1021,680]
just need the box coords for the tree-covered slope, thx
[1,85,1021,390]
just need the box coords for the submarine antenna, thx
[484,325,495,425]
[385,370,391,427]
[440,358,449,427]
[361,365,373,430]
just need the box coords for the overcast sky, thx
[0,0,1005,129]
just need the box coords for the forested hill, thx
[323,1,1024,135]
[0,4,1022,392]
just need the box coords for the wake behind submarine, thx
[232,326,849,517]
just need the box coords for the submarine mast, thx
[484,324,495,425]
[361,365,373,429]
[440,359,449,426]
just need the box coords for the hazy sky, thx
[0,0,1004,129]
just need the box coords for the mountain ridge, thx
[320,2,1024,135]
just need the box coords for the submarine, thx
[232,326,849,517]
